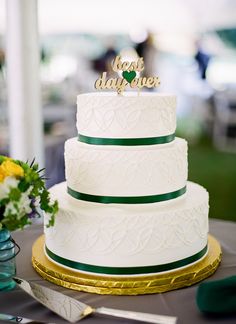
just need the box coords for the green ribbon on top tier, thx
[67,186,186,204]
[78,133,175,146]
[45,244,208,275]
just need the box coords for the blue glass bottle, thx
[0,228,17,291]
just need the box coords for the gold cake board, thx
[32,234,221,295]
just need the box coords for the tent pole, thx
[6,0,44,167]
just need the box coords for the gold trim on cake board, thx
[32,234,221,295]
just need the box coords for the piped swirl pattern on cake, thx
[65,137,187,197]
[76,93,176,139]
[43,91,211,279]
[44,181,209,271]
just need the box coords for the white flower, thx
[4,201,18,216]
[4,190,32,220]
[34,197,40,208]
[0,176,19,200]
[26,185,33,196]
[17,192,32,219]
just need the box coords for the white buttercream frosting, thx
[44,91,210,277]
[65,137,187,197]
[76,92,176,138]
[45,181,209,270]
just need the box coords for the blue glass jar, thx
[0,228,19,291]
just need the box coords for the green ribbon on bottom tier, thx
[67,186,186,204]
[45,245,208,275]
[78,133,175,146]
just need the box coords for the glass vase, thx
[0,228,19,291]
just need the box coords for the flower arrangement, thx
[0,155,58,231]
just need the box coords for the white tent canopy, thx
[1,0,236,35]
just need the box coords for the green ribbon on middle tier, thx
[67,186,186,204]
[78,133,175,146]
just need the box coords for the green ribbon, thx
[67,186,186,204]
[45,245,208,275]
[78,133,175,146]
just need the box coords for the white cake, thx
[44,92,209,276]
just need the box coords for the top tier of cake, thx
[76,92,176,139]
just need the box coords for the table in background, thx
[0,219,236,324]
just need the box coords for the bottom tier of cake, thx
[44,181,209,276]
[33,234,221,295]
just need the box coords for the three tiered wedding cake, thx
[44,92,209,276]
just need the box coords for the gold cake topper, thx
[94,55,160,94]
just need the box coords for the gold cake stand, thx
[32,234,221,295]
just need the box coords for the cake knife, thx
[13,277,177,324]
[0,312,55,323]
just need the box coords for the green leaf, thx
[9,188,21,201]
[0,155,7,164]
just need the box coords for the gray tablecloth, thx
[0,219,236,324]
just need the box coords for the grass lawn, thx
[188,141,236,222]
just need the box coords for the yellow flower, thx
[0,167,6,182]
[0,160,24,179]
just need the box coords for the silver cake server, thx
[0,312,55,323]
[13,277,177,324]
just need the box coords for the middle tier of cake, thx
[65,137,187,198]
